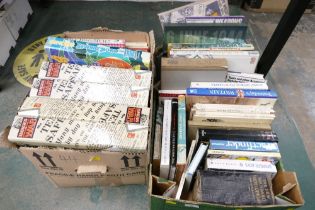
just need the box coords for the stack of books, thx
[8,36,152,152]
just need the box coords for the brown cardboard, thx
[0,28,156,187]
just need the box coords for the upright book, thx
[169,99,178,181]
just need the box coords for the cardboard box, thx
[149,170,304,210]
[161,58,227,90]
[0,28,156,187]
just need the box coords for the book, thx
[170,50,260,74]
[30,78,150,107]
[197,129,278,142]
[44,36,150,70]
[205,158,277,176]
[169,99,178,181]
[185,16,245,24]
[158,90,186,102]
[160,100,172,179]
[175,139,197,200]
[38,61,152,88]
[183,143,208,194]
[164,23,248,44]
[175,95,187,184]
[207,149,281,164]
[18,97,150,131]
[192,170,275,205]
[158,0,229,24]
[209,139,279,152]
[67,38,126,48]
[190,82,268,90]
[153,103,164,175]
[168,42,255,51]
[186,88,278,109]
[8,116,148,151]
[226,72,266,83]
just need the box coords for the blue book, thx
[210,140,279,152]
[186,88,277,99]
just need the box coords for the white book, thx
[170,50,260,74]
[30,78,149,107]
[190,82,268,90]
[160,100,172,179]
[38,61,152,89]
[205,158,277,177]
[175,140,197,200]
[183,143,208,193]
[18,97,150,131]
[226,72,266,83]
[8,116,148,151]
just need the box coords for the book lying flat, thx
[226,72,266,83]
[190,82,268,90]
[30,78,149,107]
[8,116,148,151]
[38,61,152,89]
[193,170,275,205]
[210,139,279,152]
[205,158,277,177]
[18,97,150,131]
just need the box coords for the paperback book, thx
[30,78,150,107]
[190,82,268,90]
[226,72,266,83]
[8,116,148,151]
[185,16,245,24]
[38,61,152,89]
[169,99,178,180]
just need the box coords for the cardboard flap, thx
[152,175,176,196]
[77,165,107,175]
[0,126,17,149]
[272,171,304,205]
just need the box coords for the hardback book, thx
[169,99,178,181]
[158,90,186,102]
[168,42,255,51]
[185,16,245,24]
[209,139,279,152]
[197,129,278,142]
[160,100,172,179]
[38,61,152,88]
[186,88,278,109]
[8,116,148,151]
[190,82,268,90]
[153,104,164,175]
[191,103,275,116]
[30,78,150,107]
[164,23,248,44]
[183,143,208,194]
[18,97,150,131]
[226,72,266,83]
[192,170,275,205]
[207,149,281,164]
[67,38,126,48]
[170,50,260,74]
[158,0,229,24]
[174,95,187,184]
[161,58,227,90]
[205,158,277,177]
[44,36,150,70]
[175,139,197,200]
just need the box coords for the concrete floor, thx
[0,2,315,210]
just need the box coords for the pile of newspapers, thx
[8,35,152,152]
[152,0,295,207]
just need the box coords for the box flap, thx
[0,126,17,149]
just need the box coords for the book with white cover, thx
[30,78,149,107]
[190,82,268,90]
[8,116,148,151]
[205,158,277,177]
[38,61,152,89]
[160,100,172,179]
[226,72,266,83]
[18,97,150,131]
[170,50,260,74]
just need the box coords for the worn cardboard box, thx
[0,28,157,187]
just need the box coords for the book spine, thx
[199,129,277,139]
[199,134,278,143]
[194,104,275,115]
[160,100,172,179]
[169,99,178,180]
[190,82,268,90]
[210,140,279,152]
[67,38,126,48]
[153,104,164,160]
[206,158,277,175]
[226,73,266,83]
[187,88,278,99]
[185,16,245,24]
[207,149,280,164]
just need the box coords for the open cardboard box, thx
[0,27,157,187]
